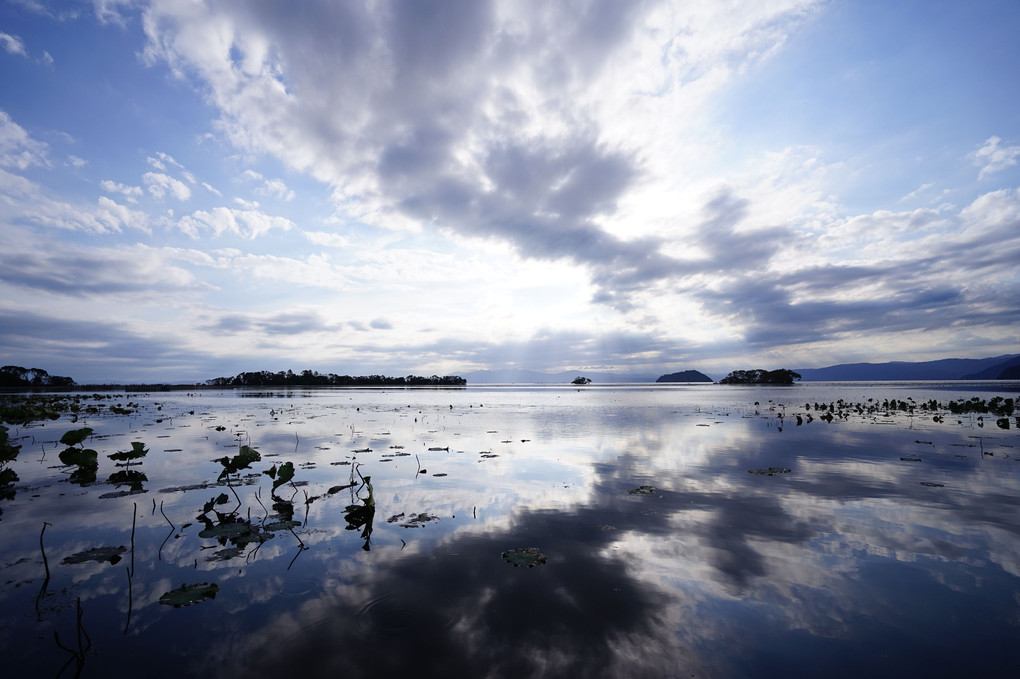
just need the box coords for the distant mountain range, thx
[793,354,1020,381]
[464,354,1019,384]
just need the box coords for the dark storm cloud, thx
[0,308,200,381]
[0,244,203,296]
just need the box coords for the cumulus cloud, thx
[0,110,49,169]
[139,0,817,311]
[0,168,150,234]
[176,206,294,239]
[143,171,192,200]
[100,179,144,202]
[973,136,1020,179]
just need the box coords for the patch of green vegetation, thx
[263,460,294,491]
[59,446,99,467]
[947,396,1014,416]
[628,485,657,495]
[214,445,261,479]
[60,427,93,447]
[109,441,149,464]
[159,583,219,608]
[61,545,126,565]
[501,547,548,567]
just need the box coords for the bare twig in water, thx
[36,521,51,620]
[158,502,176,562]
[54,597,91,678]
[159,500,175,531]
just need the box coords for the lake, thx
[1,382,1019,678]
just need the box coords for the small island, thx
[572,376,592,385]
[718,369,801,385]
[656,370,713,383]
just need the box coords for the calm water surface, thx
[1,383,1019,678]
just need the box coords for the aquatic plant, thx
[159,583,219,607]
[628,485,657,495]
[263,460,295,491]
[501,547,547,567]
[0,426,20,510]
[214,445,261,480]
[109,441,149,466]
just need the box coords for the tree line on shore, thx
[1,366,75,388]
[204,370,467,387]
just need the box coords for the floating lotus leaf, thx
[59,447,98,468]
[198,522,252,540]
[201,493,230,514]
[214,445,261,478]
[747,467,792,476]
[263,519,301,532]
[501,547,547,568]
[628,485,657,495]
[159,583,219,608]
[61,545,126,565]
[109,441,149,462]
[0,425,21,463]
[264,460,294,490]
[59,427,93,447]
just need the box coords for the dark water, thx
[1,383,1018,678]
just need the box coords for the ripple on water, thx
[356,594,459,639]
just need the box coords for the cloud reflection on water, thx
[1,386,1018,677]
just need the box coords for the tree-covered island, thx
[718,369,801,385]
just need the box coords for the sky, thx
[1,0,1018,383]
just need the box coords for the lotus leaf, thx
[109,441,149,462]
[159,583,219,608]
[59,427,93,447]
[59,447,99,468]
[501,547,547,567]
[215,445,261,478]
[61,545,126,565]
[628,485,657,495]
[0,425,21,463]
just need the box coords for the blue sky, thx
[1,0,1018,383]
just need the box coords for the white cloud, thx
[202,181,222,196]
[143,171,192,200]
[303,231,350,248]
[100,179,144,202]
[67,155,87,168]
[0,31,28,58]
[257,177,294,201]
[176,206,294,239]
[0,110,49,169]
[92,0,133,26]
[973,136,1020,179]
